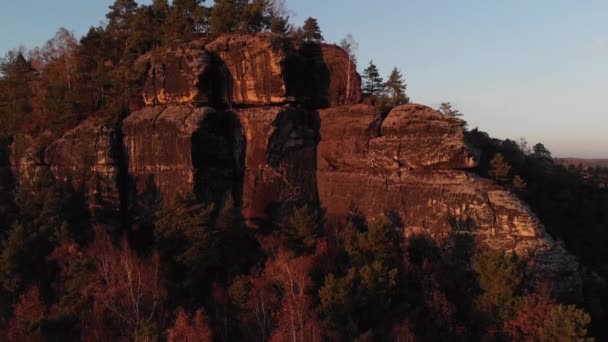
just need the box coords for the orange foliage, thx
[6,287,46,342]
[167,308,213,342]
[265,250,324,342]
[82,227,166,340]
[504,284,555,341]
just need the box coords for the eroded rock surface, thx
[318,104,477,171]
[44,117,123,221]
[237,105,319,225]
[320,44,362,106]
[139,44,215,106]
[206,34,293,106]
[123,105,240,204]
[317,103,582,298]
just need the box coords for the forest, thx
[0,1,607,341]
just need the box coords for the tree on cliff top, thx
[339,34,359,104]
[489,153,511,182]
[362,60,384,96]
[439,102,462,118]
[384,67,409,106]
[302,17,324,42]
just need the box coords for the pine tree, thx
[302,17,324,42]
[268,0,290,34]
[106,0,138,49]
[0,50,34,135]
[384,67,409,106]
[532,143,552,162]
[210,0,240,35]
[439,102,462,118]
[489,153,511,182]
[362,60,384,96]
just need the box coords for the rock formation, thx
[7,33,583,298]
[237,105,319,225]
[44,117,124,223]
[122,105,241,206]
[206,34,292,106]
[317,103,581,298]
[139,43,215,106]
[320,44,362,106]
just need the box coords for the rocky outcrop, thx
[316,103,582,298]
[206,34,294,106]
[318,104,477,171]
[44,117,123,222]
[320,44,362,106]
[123,105,241,205]
[8,33,584,299]
[139,44,215,106]
[237,105,319,225]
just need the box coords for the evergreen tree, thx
[239,0,267,33]
[0,50,34,135]
[489,153,511,182]
[439,102,463,118]
[165,0,208,43]
[362,60,383,96]
[472,251,522,319]
[105,0,138,50]
[384,67,409,106]
[302,17,324,42]
[210,0,241,35]
[268,0,290,34]
[532,143,552,162]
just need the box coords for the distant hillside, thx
[555,158,608,169]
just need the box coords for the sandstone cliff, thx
[139,43,215,106]
[7,33,583,298]
[237,105,319,225]
[44,117,124,223]
[122,105,241,206]
[317,103,581,298]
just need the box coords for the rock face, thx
[139,44,215,106]
[9,33,584,298]
[316,103,582,298]
[318,104,477,172]
[206,34,294,106]
[237,105,319,225]
[122,105,241,205]
[320,44,362,106]
[44,117,123,222]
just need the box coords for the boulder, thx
[379,104,478,169]
[237,105,319,225]
[139,44,215,106]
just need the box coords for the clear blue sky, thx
[1,0,607,157]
